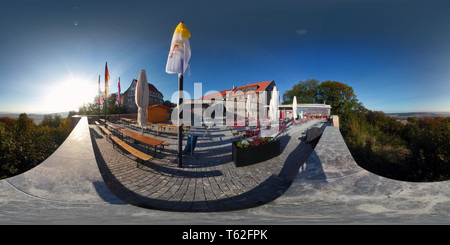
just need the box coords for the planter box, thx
[232,139,280,167]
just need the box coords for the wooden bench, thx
[111,136,152,167]
[160,142,170,152]
[99,125,113,139]
[95,121,100,127]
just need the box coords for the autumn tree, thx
[0,113,72,179]
[315,80,359,117]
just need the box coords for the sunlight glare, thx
[45,78,97,112]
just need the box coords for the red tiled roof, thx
[200,81,273,100]
[148,83,161,94]
[200,89,232,100]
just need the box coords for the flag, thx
[98,75,102,104]
[105,62,110,98]
[166,22,191,76]
[118,77,121,104]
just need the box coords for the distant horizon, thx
[2,109,450,117]
[0,111,71,116]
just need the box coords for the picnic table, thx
[156,123,172,127]
[121,118,138,124]
[119,129,165,156]
[152,123,178,135]
[151,123,190,136]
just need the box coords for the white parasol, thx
[135,69,149,134]
[271,86,279,122]
[293,96,297,120]
[246,94,251,118]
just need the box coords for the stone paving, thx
[90,119,329,212]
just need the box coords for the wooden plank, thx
[152,129,178,134]
[100,126,113,138]
[157,123,190,128]
[120,129,164,145]
[122,118,137,124]
[106,122,123,130]
[111,136,152,163]
[120,129,165,156]
[160,142,170,152]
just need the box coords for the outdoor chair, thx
[242,129,259,138]
[183,134,198,159]
[230,128,242,139]
[243,130,255,138]
[252,129,261,137]
[268,124,286,137]
[242,130,254,138]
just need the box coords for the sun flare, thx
[44,78,97,112]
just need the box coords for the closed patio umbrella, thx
[269,95,274,121]
[246,94,251,118]
[271,86,279,122]
[293,96,297,120]
[135,69,149,134]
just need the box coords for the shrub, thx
[0,114,72,179]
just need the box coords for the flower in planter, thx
[236,137,275,148]
[251,137,264,147]
[236,139,250,148]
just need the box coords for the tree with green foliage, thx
[282,79,319,104]
[315,80,360,117]
[341,106,450,182]
[78,92,126,115]
[402,116,450,181]
[282,79,361,123]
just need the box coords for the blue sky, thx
[1,0,450,114]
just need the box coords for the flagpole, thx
[166,21,190,168]
[104,96,107,123]
[98,75,101,120]
[118,77,121,121]
[105,62,109,123]
[177,74,183,168]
